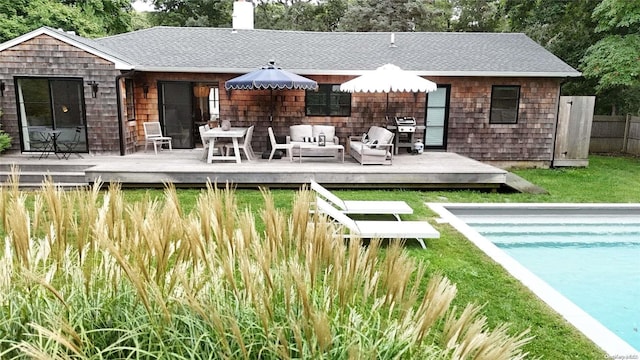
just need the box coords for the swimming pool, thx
[428,203,640,357]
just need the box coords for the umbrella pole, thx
[270,89,274,122]
[386,92,389,119]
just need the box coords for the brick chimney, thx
[232,0,254,30]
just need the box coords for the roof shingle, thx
[0,26,572,77]
[95,27,579,77]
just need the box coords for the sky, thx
[132,0,155,12]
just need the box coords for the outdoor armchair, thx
[348,126,395,165]
[143,122,172,155]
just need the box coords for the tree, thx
[64,0,133,35]
[254,0,347,32]
[339,0,452,32]
[0,0,133,42]
[504,0,599,68]
[449,0,505,32]
[581,0,640,114]
[502,0,623,112]
[150,0,232,27]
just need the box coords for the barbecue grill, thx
[394,116,417,133]
[387,116,422,154]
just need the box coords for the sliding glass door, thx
[159,81,193,148]
[17,77,88,152]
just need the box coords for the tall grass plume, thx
[0,177,532,359]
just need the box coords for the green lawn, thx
[5,154,633,358]
[152,154,639,359]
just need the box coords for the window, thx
[208,87,220,120]
[306,84,351,116]
[490,85,520,124]
[125,78,135,121]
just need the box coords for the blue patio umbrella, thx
[225,61,318,121]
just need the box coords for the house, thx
[0,21,580,167]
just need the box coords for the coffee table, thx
[296,143,344,163]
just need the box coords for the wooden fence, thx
[590,115,640,155]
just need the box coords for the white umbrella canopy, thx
[339,64,437,93]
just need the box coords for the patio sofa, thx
[348,126,395,165]
[286,124,340,157]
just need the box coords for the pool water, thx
[469,222,640,350]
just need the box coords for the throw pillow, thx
[362,133,368,142]
[369,140,379,149]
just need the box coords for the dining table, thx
[30,127,63,159]
[201,127,248,164]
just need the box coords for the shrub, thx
[0,179,532,359]
[0,131,11,153]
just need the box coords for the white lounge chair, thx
[315,197,438,249]
[310,179,413,220]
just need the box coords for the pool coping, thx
[427,202,640,358]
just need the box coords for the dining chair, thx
[268,127,293,162]
[27,126,50,152]
[59,126,84,159]
[225,125,255,160]
[143,122,172,155]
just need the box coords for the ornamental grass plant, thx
[0,177,532,359]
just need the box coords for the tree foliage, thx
[449,0,505,32]
[254,0,347,31]
[581,0,640,114]
[582,35,640,91]
[502,0,639,114]
[150,0,232,27]
[0,0,133,42]
[339,0,452,32]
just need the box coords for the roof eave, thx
[133,66,581,78]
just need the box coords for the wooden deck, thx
[0,149,508,190]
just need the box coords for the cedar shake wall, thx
[441,76,561,163]
[131,73,360,153]
[226,74,562,162]
[0,34,122,154]
[0,48,560,162]
[131,72,230,149]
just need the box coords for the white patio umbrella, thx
[340,63,437,116]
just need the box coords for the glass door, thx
[159,81,193,148]
[424,85,450,150]
[17,78,87,152]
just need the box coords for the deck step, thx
[0,171,88,188]
[504,172,548,194]
[0,163,91,172]
[0,182,90,190]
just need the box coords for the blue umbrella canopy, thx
[224,61,318,91]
